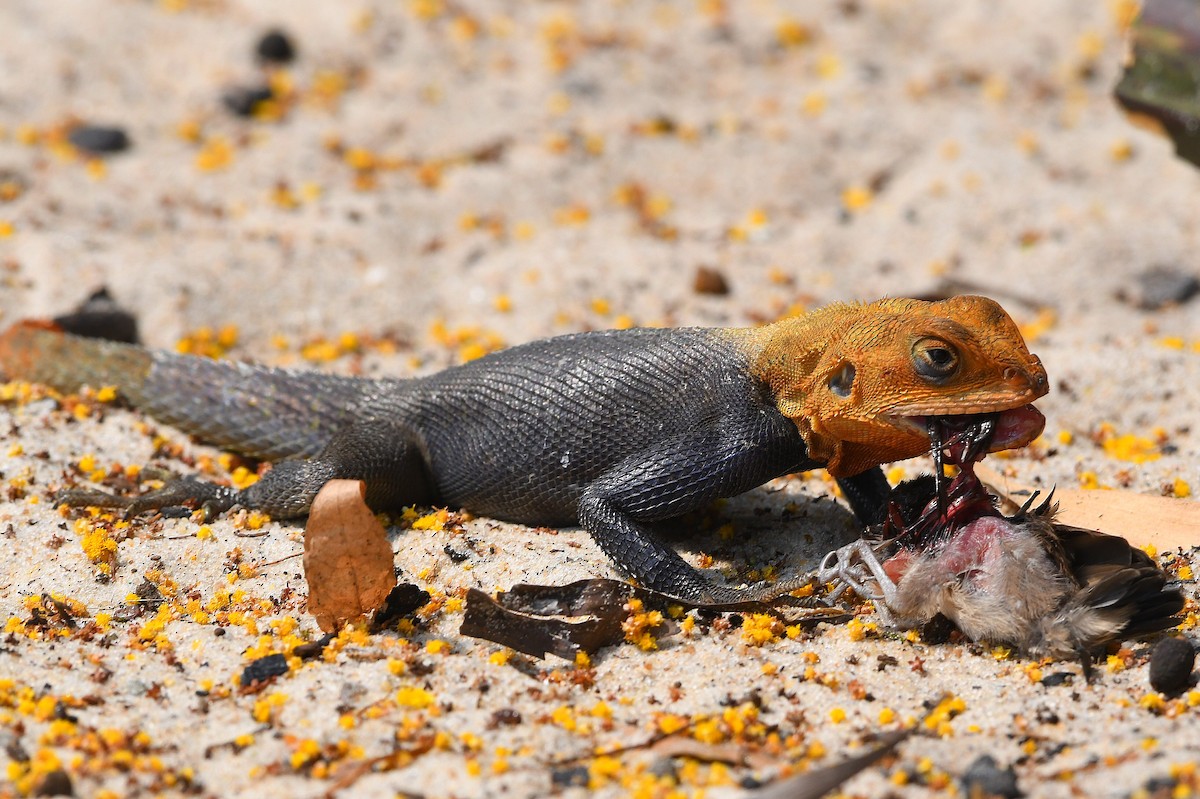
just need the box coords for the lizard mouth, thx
[877,405,1042,549]
[891,404,1045,459]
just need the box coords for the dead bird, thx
[820,469,1184,677]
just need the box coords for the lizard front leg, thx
[836,467,892,526]
[58,418,434,519]
[576,423,811,603]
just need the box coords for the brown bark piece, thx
[976,463,1200,550]
[303,479,397,632]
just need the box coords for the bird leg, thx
[817,539,900,626]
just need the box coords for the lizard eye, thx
[913,338,959,381]
[828,362,855,398]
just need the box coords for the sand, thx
[1,1,1199,797]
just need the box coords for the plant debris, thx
[302,479,397,632]
[460,577,843,659]
[370,583,432,632]
[749,729,912,799]
[1115,0,1200,168]
[459,581,633,660]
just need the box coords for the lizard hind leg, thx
[57,418,434,521]
[239,417,434,517]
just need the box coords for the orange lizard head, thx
[754,295,1049,477]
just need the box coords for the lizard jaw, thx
[889,404,1046,454]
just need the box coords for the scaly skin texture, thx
[0,296,1049,602]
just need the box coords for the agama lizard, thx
[0,295,1048,602]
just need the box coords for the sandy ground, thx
[2,0,1200,797]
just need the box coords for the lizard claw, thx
[55,472,239,520]
[53,486,134,510]
[123,476,239,519]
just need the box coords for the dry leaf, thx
[459,582,631,660]
[747,730,911,799]
[303,479,397,632]
[460,578,843,659]
[976,464,1200,550]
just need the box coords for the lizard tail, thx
[0,321,375,461]
[0,320,153,395]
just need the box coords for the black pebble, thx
[68,125,130,154]
[1149,636,1195,694]
[371,583,432,631]
[1039,671,1074,688]
[1120,265,1200,310]
[550,766,589,788]
[34,769,74,797]
[920,612,958,645]
[240,653,289,686]
[53,286,140,344]
[223,86,275,117]
[256,29,296,63]
[961,754,1021,798]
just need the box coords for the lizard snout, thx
[1003,360,1048,398]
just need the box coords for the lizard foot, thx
[816,540,900,627]
[55,469,239,520]
[697,573,822,606]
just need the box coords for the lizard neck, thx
[724,309,863,474]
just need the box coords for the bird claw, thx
[816,539,900,627]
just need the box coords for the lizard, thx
[0,295,1049,603]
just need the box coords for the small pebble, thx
[550,765,589,787]
[961,754,1021,798]
[293,632,335,659]
[134,578,164,609]
[223,86,275,117]
[1149,636,1195,694]
[1039,671,1074,688]
[1118,265,1199,310]
[255,29,296,63]
[693,266,730,296]
[489,708,522,727]
[67,125,130,154]
[53,286,140,344]
[240,653,289,686]
[34,769,74,797]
